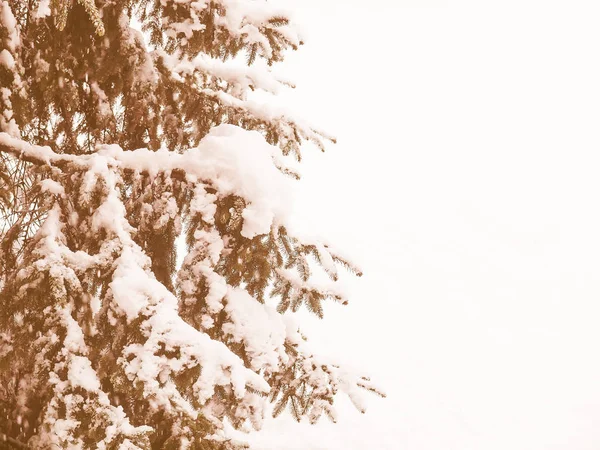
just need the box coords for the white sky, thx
[246,1,600,449]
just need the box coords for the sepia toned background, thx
[247,0,600,448]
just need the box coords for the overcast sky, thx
[247,1,600,449]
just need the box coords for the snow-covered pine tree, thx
[0,0,384,448]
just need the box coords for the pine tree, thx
[0,0,384,448]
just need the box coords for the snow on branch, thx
[161,0,302,63]
[155,53,334,160]
[2,203,152,448]
[87,153,272,415]
[222,287,288,373]
[269,317,386,424]
[274,267,348,317]
[119,299,271,411]
[0,124,294,238]
[201,87,334,153]
[33,305,152,449]
[0,0,21,138]
[158,50,291,96]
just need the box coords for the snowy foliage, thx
[0,0,383,448]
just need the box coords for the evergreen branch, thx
[158,50,288,96]
[0,133,188,181]
[0,1,381,443]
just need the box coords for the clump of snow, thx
[0,1,19,52]
[69,355,101,391]
[119,12,158,85]
[62,309,88,354]
[39,178,65,196]
[0,48,14,69]
[223,288,288,372]
[108,246,169,322]
[189,184,217,223]
[90,81,112,118]
[189,125,294,237]
[34,0,51,18]
[0,87,19,136]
